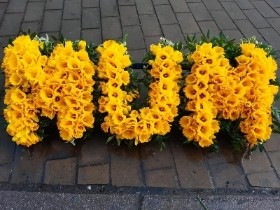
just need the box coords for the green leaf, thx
[160,142,166,151]
[258,142,265,152]
[122,33,128,44]
[117,139,121,146]
[106,135,115,144]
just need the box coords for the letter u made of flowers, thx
[2,35,47,146]
[96,39,183,145]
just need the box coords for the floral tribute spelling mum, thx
[1,32,280,152]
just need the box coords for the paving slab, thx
[11,145,45,184]
[135,0,154,15]
[24,1,44,22]
[171,141,213,189]
[110,146,143,187]
[44,158,76,185]
[78,164,110,184]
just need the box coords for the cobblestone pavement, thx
[1,0,280,191]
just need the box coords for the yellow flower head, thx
[78,40,87,50]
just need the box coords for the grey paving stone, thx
[155,5,177,25]
[268,18,280,34]
[0,36,12,63]
[82,28,102,44]
[141,143,174,170]
[198,21,221,37]
[145,168,179,188]
[45,0,64,10]
[21,22,41,34]
[78,136,109,166]
[265,134,280,152]
[205,141,237,165]
[267,151,280,176]
[275,8,280,16]
[140,14,162,36]
[63,0,82,20]
[119,6,139,26]
[83,0,99,7]
[170,0,190,13]
[252,1,278,18]
[162,24,184,42]
[135,0,154,15]
[242,150,273,174]
[202,0,223,11]
[152,0,169,5]
[6,0,27,13]
[247,171,280,188]
[189,3,212,21]
[11,145,45,184]
[266,0,280,8]
[0,13,23,36]
[0,164,11,182]
[110,146,143,187]
[118,0,135,5]
[61,19,81,40]
[129,49,146,63]
[24,2,44,22]
[44,158,76,185]
[78,164,109,184]
[0,3,7,23]
[171,142,213,189]
[221,1,246,20]
[210,163,248,189]
[185,0,201,2]
[234,19,264,42]
[82,8,100,29]
[41,10,62,32]
[244,10,270,28]
[100,0,119,17]
[222,29,244,41]
[36,137,76,161]
[234,0,255,9]
[211,10,237,30]
[102,17,122,40]
[177,13,200,34]
[144,36,162,49]
[123,25,145,49]
[0,131,15,165]
[259,28,280,51]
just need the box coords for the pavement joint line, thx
[138,146,147,186]
[169,141,182,188]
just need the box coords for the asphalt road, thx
[1,189,280,210]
